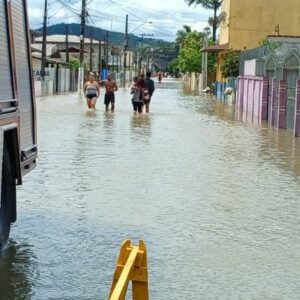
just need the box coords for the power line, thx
[105,0,144,22]
[56,0,81,15]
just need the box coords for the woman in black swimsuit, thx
[83,73,100,110]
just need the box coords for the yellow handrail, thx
[109,240,148,300]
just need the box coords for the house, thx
[33,35,135,73]
[236,36,300,135]
[31,43,67,69]
[202,0,300,93]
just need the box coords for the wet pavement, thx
[1,79,300,299]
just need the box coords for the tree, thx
[175,25,192,48]
[259,37,282,51]
[178,31,204,73]
[69,58,80,70]
[186,0,222,43]
[167,58,180,77]
[220,49,241,78]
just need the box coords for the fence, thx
[182,73,203,93]
[236,76,268,123]
[237,76,300,136]
[33,67,78,96]
[214,77,237,102]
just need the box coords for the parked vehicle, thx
[0,0,37,248]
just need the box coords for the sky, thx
[27,0,212,42]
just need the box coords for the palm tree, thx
[186,0,222,43]
[175,25,192,48]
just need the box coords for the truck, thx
[0,0,37,249]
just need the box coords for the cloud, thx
[27,7,43,19]
[27,0,212,41]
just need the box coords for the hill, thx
[38,23,173,50]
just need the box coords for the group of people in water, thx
[83,71,156,114]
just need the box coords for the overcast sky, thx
[28,0,212,41]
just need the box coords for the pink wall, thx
[237,76,268,123]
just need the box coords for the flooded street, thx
[1,79,300,299]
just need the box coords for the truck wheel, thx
[0,142,15,249]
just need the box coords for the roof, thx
[34,34,108,45]
[32,52,69,66]
[31,43,58,56]
[59,46,88,53]
[201,43,229,53]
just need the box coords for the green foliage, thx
[259,38,282,51]
[167,58,180,76]
[208,53,217,72]
[176,25,192,48]
[220,49,241,78]
[178,31,204,73]
[207,38,217,72]
[69,58,80,70]
[185,0,222,42]
[186,0,222,10]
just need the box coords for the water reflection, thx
[130,114,152,138]
[0,241,37,300]
[258,127,300,177]
[192,93,300,177]
[102,111,115,130]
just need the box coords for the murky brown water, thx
[1,79,300,299]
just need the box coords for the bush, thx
[69,58,80,70]
[220,49,241,78]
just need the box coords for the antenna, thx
[218,11,227,23]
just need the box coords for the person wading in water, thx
[144,71,155,113]
[83,73,100,110]
[130,76,143,115]
[104,74,118,112]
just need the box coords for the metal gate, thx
[285,69,298,129]
[283,52,300,130]
[266,70,275,120]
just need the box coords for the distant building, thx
[31,43,67,69]
[33,35,134,72]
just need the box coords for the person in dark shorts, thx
[144,71,155,113]
[104,74,118,112]
[130,76,143,114]
[139,78,150,112]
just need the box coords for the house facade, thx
[33,35,135,73]
[208,0,300,82]
[236,37,300,135]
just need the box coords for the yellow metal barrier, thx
[109,240,149,300]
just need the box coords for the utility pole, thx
[65,24,69,63]
[112,48,115,70]
[41,0,48,80]
[106,31,109,71]
[78,0,86,96]
[89,27,94,72]
[98,40,102,78]
[123,14,128,87]
[79,0,86,67]
[138,33,153,76]
[201,29,209,90]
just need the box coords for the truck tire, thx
[0,142,15,249]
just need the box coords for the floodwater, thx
[1,79,300,299]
